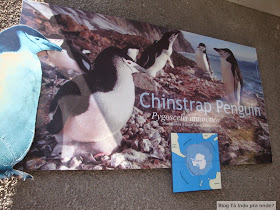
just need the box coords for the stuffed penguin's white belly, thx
[61,77,135,143]
[0,52,41,162]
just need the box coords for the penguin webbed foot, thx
[0,169,33,181]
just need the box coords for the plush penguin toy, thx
[47,47,145,164]
[138,31,179,78]
[214,48,243,105]
[0,25,62,180]
[195,43,213,79]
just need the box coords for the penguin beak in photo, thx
[175,31,180,35]
[169,31,179,42]
[173,33,179,40]
[123,58,145,73]
[133,63,146,73]
[214,48,222,55]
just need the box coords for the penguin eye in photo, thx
[123,58,133,66]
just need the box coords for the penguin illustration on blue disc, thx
[46,38,91,77]
[137,31,179,78]
[47,47,145,163]
[214,48,243,105]
[195,43,213,79]
[0,25,62,180]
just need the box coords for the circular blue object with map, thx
[184,142,214,175]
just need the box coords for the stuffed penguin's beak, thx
[44,40,62,52]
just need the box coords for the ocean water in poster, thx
[14,0,272,171]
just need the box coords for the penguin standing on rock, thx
[138,31,179,78]
[195,43,213,79]
[0,25,62,180]
[214,48,243,105]
[47,47,145,163]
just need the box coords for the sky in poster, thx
[182,31,258,62]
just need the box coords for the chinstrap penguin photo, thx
[47,46,145,164]
[195,43,213,80]
[137,31,180,78]
[214,48,243,105]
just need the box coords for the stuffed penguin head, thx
[0,25,62,54]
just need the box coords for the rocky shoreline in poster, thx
[15,0,272,171]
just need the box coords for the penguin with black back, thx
[195,43,213,79]
[138,31,179,78]
[214,48,243,105]
[0,25,62,180]
[47,47,145,163]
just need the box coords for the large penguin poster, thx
[17,0,272,171]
